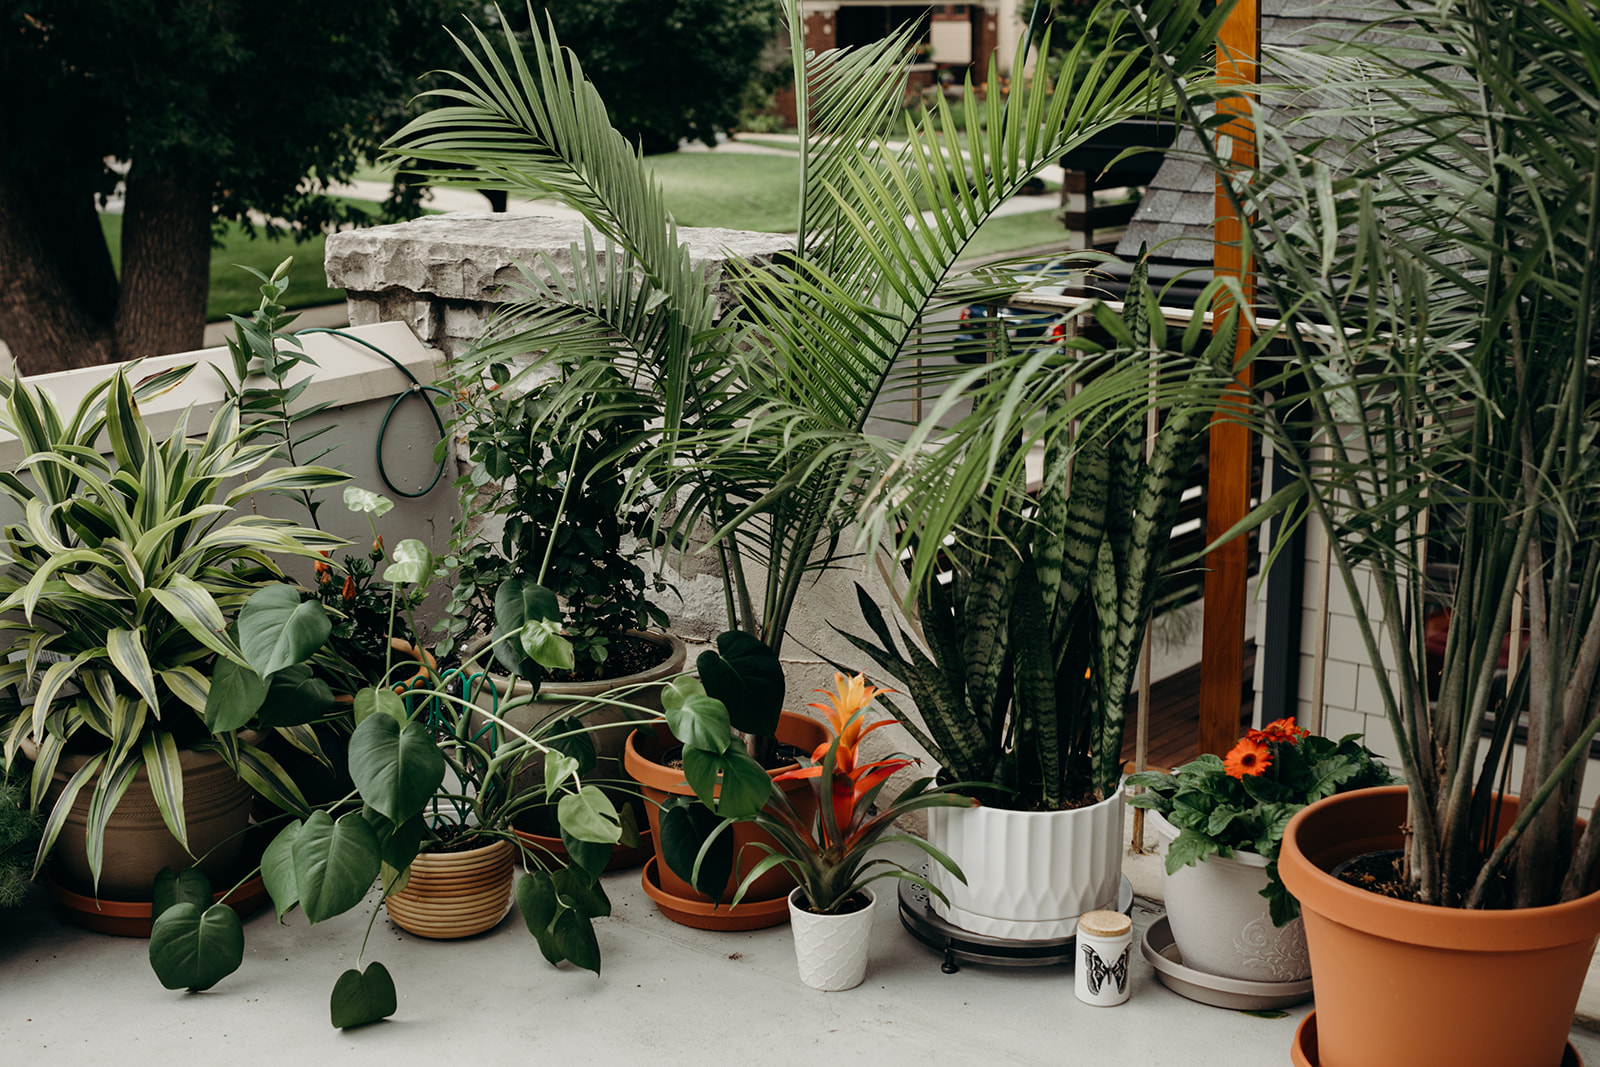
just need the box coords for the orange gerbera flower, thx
[1224,737,1272,778]
[1248,717,1310,746]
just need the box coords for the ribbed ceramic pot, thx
[788,887,875,991]
[927,789,1124,940]
[1148,809,1310,982]
[385,837,515,939]
[50,745,253,901]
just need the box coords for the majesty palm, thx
[386,0,1226,671]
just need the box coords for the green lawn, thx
[961,208,1070,261]
[645,152,802,233]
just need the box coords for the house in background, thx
[772,1,1027,124]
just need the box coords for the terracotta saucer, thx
[640,856,791,931]
[1291,1011,1582,1067]
[44,868,270,939]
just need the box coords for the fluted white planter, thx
[788,887,875,991]
[927,789,1124,940]
[1148,810,1310,982]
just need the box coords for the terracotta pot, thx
[640,856,793,931]
[44,867,270,939]
[623,710,829,929]
[48,745,254,901]
[1149,809,1310,982]
[511,822,654,873]
[385,836,516,939]
[1280,785,1600,1067]
[788,886,876,991]
[926,788,1124,940]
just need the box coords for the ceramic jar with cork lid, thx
[1075,909,1133,1006]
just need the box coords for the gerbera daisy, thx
[1248,717,1310,746]
[1224,737,1272,778]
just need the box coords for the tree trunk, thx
[114,164,212,362]
[0,157,119,374]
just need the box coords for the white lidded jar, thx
[1075,909,1133,1006]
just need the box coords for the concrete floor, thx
[6,836,1600,1066]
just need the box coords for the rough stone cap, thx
[325,212,795,304]
[1078,910,1132,938]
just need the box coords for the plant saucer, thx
[1142,916,1314,1010]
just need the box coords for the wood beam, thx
[1199,0,1260,756]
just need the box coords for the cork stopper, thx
[1078,910,1131,938]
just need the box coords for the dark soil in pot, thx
[543,632,672,684]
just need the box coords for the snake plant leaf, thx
[681,746,771,818]
[152,867,214,920]
[149,902,244,992]
[204,656,269,733]
[348,712,445,824]
[516,869,602,974]
[238,584,332,678]
[658,796,733,898]
[261,820,301,921]
[664,693,732,755]
[291,810,382,924]
[697,631,783,739]
[329,962,397,1029]
[556,785,621,845]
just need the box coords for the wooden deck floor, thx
[1121,641,1256,771]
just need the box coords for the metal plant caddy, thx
[897,863,1135,972]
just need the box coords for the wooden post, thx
[1198,1,1259,756]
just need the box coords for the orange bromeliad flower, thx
[1224,737,1272,778]
[1248,717,1310,746]
[775,672,913,848]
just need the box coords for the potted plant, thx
[0,366,347,910]
[688,671,977,989]
[1127,719,1391,989]
[1110,2,1597,1063]
[145,533,654,1027]
[442,366,682,867]
[0,761,40,910]
[839,260,1233,940]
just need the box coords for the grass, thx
[960,208,1070,261]
[644,152,802,233]
[100,200,384,322]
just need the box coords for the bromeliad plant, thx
[1128,719,1393,925]
[0,366,347,887]
[687,672,976,914]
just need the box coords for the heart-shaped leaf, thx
[255,664,336,728]
[543,750,580,798]
[363,806,427,874]
[381,539,432,585]
[551,864,611,918]
[239,584,332,677]
[203,656,268,733]
[152,867,213,920]
[343,487,394,517]
[353,687,406,725]
[348,712,445,824]
[291,810,381,924]
[661,675,705,712]
[491,577,561,679]
[659,797,733,898]
[261,820,301,921]
[149,902,244,992]
[556,785,621,845]
[544,717,596,776]
[520,619,574,672]
[665,694,733,754]
[558,825,613,878]
[515,870,601,974]
[682,747,771,817]
[329,961,397,1029]
[697,631,783,739]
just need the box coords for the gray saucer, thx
[1142,916,1314,1010]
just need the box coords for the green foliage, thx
[329,962,398,1029]
[1129,729,1393,925]
[488,0,786,153]
[0,763,41,908]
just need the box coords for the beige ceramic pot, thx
[385,836,516,939]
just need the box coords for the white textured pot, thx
[927,789,1124,940]
[1148,809,1310,982]
[788,887,875,991]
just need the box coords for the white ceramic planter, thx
[927,789,1124,940]
[788,887,875,991]
[1148,810,1310,982]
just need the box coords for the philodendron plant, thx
[145,520,690,1028]
[0,366,347,885]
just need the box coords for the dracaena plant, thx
[145,531,684,1027]
[383,0,1215,772]
[0,366,347,888]
[683,672,977,915]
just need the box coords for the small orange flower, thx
[1248,717,1310,746]
[314,551,332,584]
[1224,737,1272,778]
[372,535,384,553]
[341,575,357,602]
